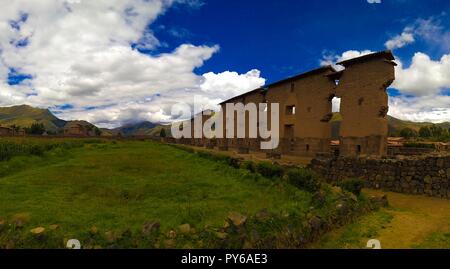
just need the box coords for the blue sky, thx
[150,0,449,83]
[0,0,448,127]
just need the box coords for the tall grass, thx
[0,138,104,161]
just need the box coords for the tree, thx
[430,125,444,137]
[159,128,166,138]
[94,127,102,136]
[9,124,20,133]
[400,128,417,139]
[28,123,46,135]
[419,126,431,138]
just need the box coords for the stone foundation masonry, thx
[309,154,450,199]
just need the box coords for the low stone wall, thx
[309,154,450,199]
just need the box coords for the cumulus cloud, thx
[389,95,450,123]
[52,69,266,127]
[367,0,381,4]
[320,50,373,70]
[0,0,265,127]
[385,31,415,50]
[393,52,450,96]
[385,15,450,51]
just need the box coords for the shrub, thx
[404,142,435,149]
[286,168,320,193]
[256,162,284,179]
[338,178,365,196]
[241,160,256,173]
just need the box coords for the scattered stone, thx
[164,239,176,248]
[308,216,322,231]
[215,232,227,239]
[167,229,177,239]
[336,202,348,215]
[104,231,117,243]
[49,224,59,230]
[11,213,31,228]
[369,195,389,207]
[89,226,99,235]
[255,209,270,221]
[227,212,247,227]
[30,227,45,234]
[142,221,160,235]
[178,224,191,235]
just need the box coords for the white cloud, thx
[0,0,266,127]
[367,0,381,4]
[385,31,415,50]
[53,69,266,127]
[393,52,450,96]
[385,15,450,51]
[320,50,373,70]
[389,95,450,123]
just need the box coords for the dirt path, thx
[312,189,450,249]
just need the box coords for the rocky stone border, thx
[309,154,450,199]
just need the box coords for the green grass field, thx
[0,139,317,247]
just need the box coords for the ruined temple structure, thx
[175,50,397,158]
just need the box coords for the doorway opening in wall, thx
[284,124,295,151]
[286,105,296,115]
[306,144,310,152]
[284,124,294,139]
[331,96,341,113]
[331,96,342,140]
[357,145,362,154]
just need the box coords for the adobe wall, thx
[335,56,395,156]
[265,67,336,157]
[175,50,397,158]
[309,154,450,199]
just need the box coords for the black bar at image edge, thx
[0,249,447,267]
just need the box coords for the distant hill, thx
[330,113,450,138]
[0,105,66,132]
[110,121,159,136]
[0,105,98,134]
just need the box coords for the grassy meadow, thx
[0,138,385,249]
[0,138,325,248]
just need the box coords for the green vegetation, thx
[414,232,450,249]
[0,137,102,162]
[0,139,378,248]
[398,124,449,142]
[403,142,436,149]
[255,161,284,179]
[312,210,394,249]
[338,178,366,196]
[286,168,321,193]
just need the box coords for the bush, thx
[241,160,256,173]
[404,142,435,149]
[286,168,320,193]
[256,162,284,179]
[338,178,365,196]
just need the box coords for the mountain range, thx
[0,105,447,137]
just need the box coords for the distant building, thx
[0,126,12,136]
[64,123,89,136]
[13,129,25,136]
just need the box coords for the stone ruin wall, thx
[173,51,399,159]
[309,154,450,199]
[213,50,396,158]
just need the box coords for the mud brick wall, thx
[309,155,450,199]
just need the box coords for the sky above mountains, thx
[0,0,448,128]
